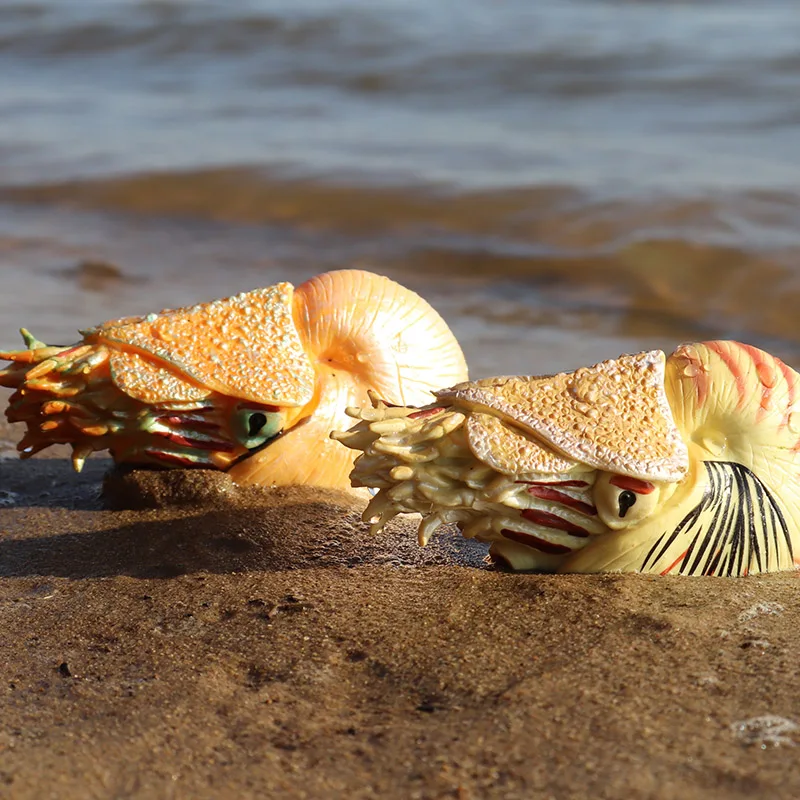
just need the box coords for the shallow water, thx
[1,0,799,375]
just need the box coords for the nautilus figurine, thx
[335,341,800,575]
[0,270,467,488]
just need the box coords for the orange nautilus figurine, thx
[335,341,800,575]
[0,270,467,489]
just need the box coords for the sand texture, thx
[2,416,800,799]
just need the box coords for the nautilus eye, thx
[594,473,665,530]
[232,407,284,450]
[617,490,637,518]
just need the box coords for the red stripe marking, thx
[158,415,221,432]
[54,345,86,358]
[516,480,589,488]
[740,343,775,422]
[501,528,573,555]
[526,485,597,516]
[609,475,655,494]
[776,357,798,431]
[408,406,445,419]
[706,341,747,410]
[144,449,197,467]
[157,431,234,452]
[521,508,590,537]
[660,549,688,576]
[677,346,710,409]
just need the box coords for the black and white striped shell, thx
[565,341,800,575]
[338,340,800,576]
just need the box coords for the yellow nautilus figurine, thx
[0,269,467,489]
[335,341,800,575]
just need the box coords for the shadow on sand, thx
[0,459,491,579]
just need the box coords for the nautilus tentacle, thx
[335,341,800,576]
[0,269,467,489]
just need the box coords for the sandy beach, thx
[2,411,800,800]
[2,2,800,796]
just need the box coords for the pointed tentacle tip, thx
[20,328,46,350]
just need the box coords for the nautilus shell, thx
[335,341,800,575]
[0,270,467,489]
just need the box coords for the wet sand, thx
[2,415,800,799]
[3,1,800,795]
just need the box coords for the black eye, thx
[248,412,268,437]
[233,408,283,449]
[618,490,637,518]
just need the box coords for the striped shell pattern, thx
[336,341,800,576]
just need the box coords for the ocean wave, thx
[0,1,798,192]
[4,167,799,250]
[2,2,799,99]
[1,167,800,372]
[0,6,396,59]
[3,167,800,339]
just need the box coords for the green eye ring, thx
[232,407,284,450]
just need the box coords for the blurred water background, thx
[1,0,799,376]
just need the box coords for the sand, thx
[2,414,800,799]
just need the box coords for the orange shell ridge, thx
[465,412,581,476]
[108,351,211,404]
[89,283,316,407]
[437,350,689,482]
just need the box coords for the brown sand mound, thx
[2,439,800,798]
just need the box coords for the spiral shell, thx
[567,341,800,575]
[0,270,468,489]
[337,340,800,575]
